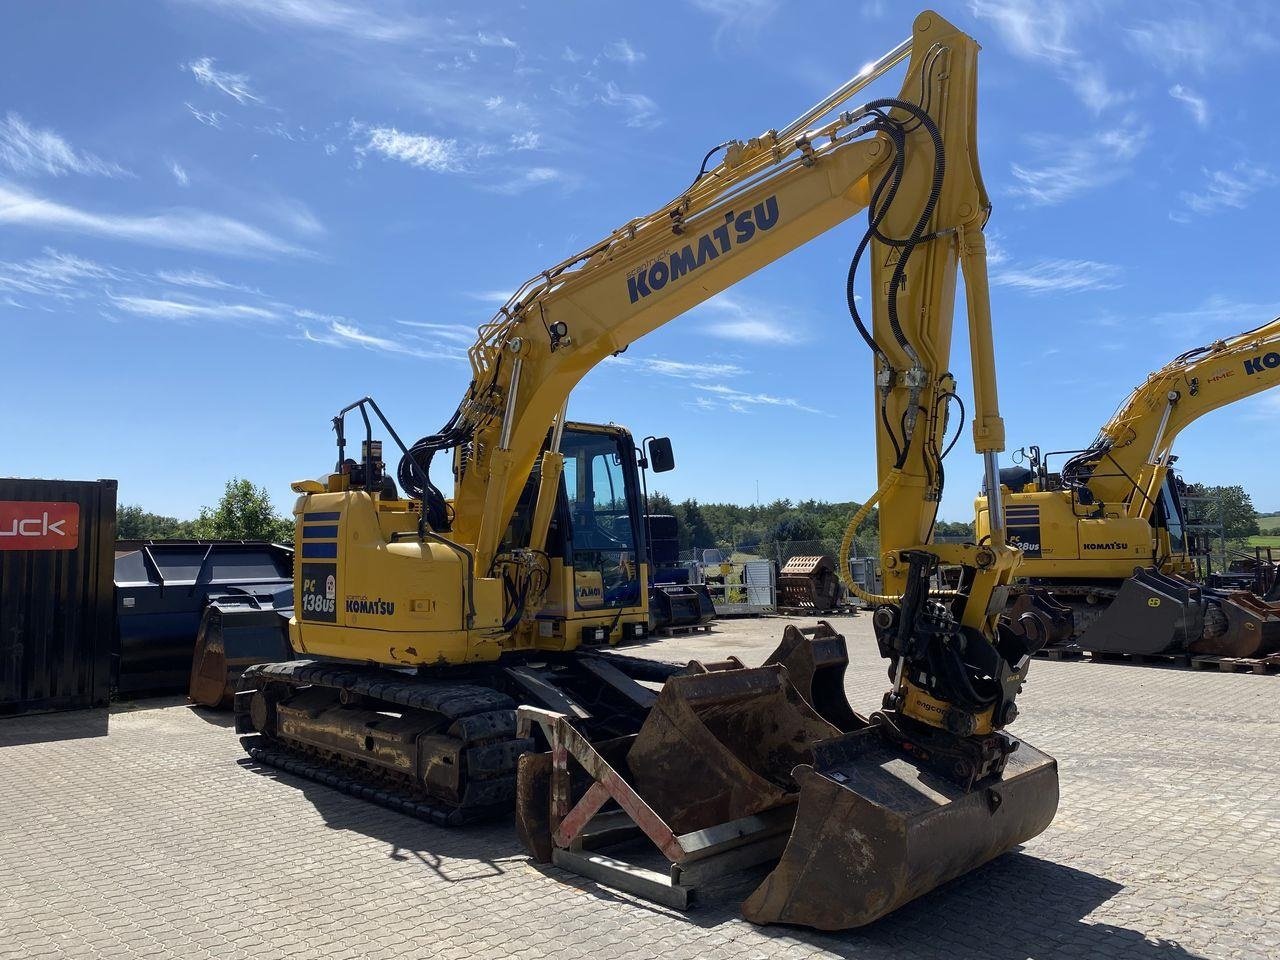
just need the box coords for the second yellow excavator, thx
[976,318,1280,659]
[232,10,1065,930]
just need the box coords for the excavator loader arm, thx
[507,9,1061,929]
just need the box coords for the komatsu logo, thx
[347,596,396,616]
[1083,541,1129,551]
[626,196,780,304]
[1244,351,1280,375]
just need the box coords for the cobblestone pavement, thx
[2,615,1276,960]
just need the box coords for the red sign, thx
[0,501,81,551]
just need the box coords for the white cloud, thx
[508,131,541,151]
[475,31,519,51]
[185,103,225,128]
[603,39,645,65]
[599,82,661,129]
[358,124,463,172]
[0,113,129,178]
[991,259,1121,294]
[968,1,1120,114]
[562,46,581,63]
[396,320,476,344]
[301,314,463,360]
[687,0,778,36]
[1126,19,1221,73]
[696,293,806,344]
[606,355,746,381]
[466,290,517,305]
[1145,295,1280,338]
[485,167,570,195]
[694,383,821,415]
[1177,162,1275,217]
[155,268,258,293]
[0,180,307,257]
[969,0,1074,60]
[179,0,426,42]
[109,293,279,322]
[186,57,261,105]
[1009,120,1148,205]
[1242,391,1280,422]
[0,249,116,298]
[1168,84,1209,127]
[169,161,190,186]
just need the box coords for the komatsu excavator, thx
[235,11,1063,930]
[976,318,1280,658]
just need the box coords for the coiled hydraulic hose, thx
[837,468,905,604]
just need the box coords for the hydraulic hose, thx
[838,469,905,604]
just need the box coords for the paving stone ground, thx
[1,614,1276,960]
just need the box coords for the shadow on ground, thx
[0,707,109,746]
[238,758,1205,959]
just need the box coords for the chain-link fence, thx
[679,537,879,567]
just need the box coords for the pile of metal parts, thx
[776,555,843,613]
[514,622,1057,929]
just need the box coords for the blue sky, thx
[3,0,1278,524]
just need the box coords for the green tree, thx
[116,504,192,540]
[769,512,821,545]
[1185,483,1260,543]
[934,519,975,539]
[191,478,295,544]
[681,498,716,551]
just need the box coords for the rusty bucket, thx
[627,662,840,834]
[741,724,1060,929]
[1190,592,1280,658]
[763,621,866,733]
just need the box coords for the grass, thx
[1248,534,1280,548]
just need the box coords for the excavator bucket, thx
[188,594,293,708]
[1190,591,1280,659]
[627,662,841,833]
[520,623,1059,931]
[762,621,866,732]
[1077,567,1205,656]
[742,726,1059,929]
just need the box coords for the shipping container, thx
[0,478,117,716]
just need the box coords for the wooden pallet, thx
[1083,650,1190,667]
[1032,647,1085,661]
[1190,655,1280,675]
[776,604,860,617]
[654,622,715,638]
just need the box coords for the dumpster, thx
[113,540,292,696]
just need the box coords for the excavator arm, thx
[401,11,1035,744]
[1063,318,1280,518]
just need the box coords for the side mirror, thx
[647,437,675,473]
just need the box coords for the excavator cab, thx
[508,422,653,645]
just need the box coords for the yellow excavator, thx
[976,318,1280,658]
[233,11,1064,930]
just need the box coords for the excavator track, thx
[234,661,533,826]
